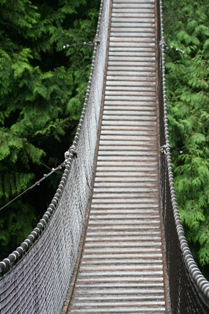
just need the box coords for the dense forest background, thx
[0,0,100,259]
[0,0,209,280]
[163,0,209,279]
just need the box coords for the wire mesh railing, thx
[0,1,111,313]
[157,1,209,313]
[1,1,209,313]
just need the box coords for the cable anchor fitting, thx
[70,145,77,158]
[64,145,77,162]
[160,145,168,155]
[159,39,166,46]
[93,37,100,45]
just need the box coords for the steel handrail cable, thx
[158,0,209,312]
[0,1,111,313]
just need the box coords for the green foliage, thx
[0,201,37,260]
[163,0,209,277]
[0,0,100,259]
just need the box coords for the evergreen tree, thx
[0,0,100,259]
[163,0,209,278]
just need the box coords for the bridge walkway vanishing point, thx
[66,0,168,313]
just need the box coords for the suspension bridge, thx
[1,0,209,313]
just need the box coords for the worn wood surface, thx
[67,0,167,313]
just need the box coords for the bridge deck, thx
[67,0,167,312]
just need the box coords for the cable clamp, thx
[160,145,168,154]
[159,39,166,46]
[64,145,77,162]
[93,37,100,45]
[70,145,77,158]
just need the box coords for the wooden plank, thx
[107,73,154,78]
[112,3,155,8]
[111,27,154,32]
[110,32,154,37]
[109,47,155,52]
[102,114,156,121]
[67,0,166,313]
[109,42,155,47]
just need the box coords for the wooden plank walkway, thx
[67,0,167,313]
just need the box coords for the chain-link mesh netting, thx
[0,1,110,313]
[157,1,209,313]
